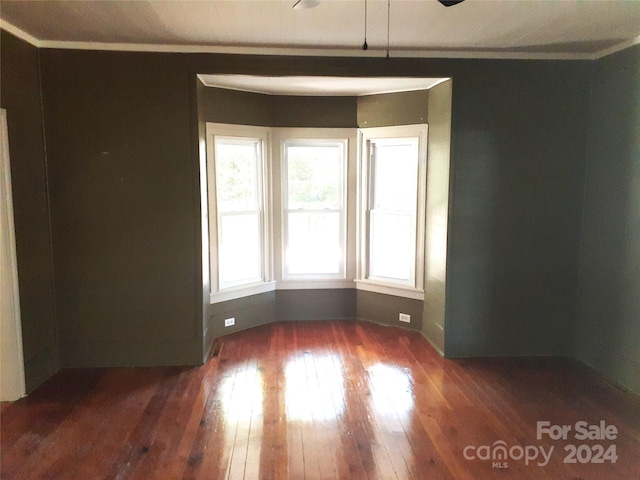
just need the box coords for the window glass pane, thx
[219,213,262,286]
[369,212,412,281]
[287,212,340,274]
[372,141,418,211]
[287,145,341,209]
[216,141,258,211]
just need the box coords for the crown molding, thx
[0,18,41,47]
[35,40,599,60]
[1,17,638,61]
[593,34,640,59]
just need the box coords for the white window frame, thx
[206,123,274,303]
[356,124,428,300]
[273,128,356,290]
[282,138,347,280]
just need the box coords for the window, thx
[357,125,428,299]
[206,123,427,303]
[206,124,273,302]
[282,139,347,279]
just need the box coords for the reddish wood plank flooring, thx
[2,320,639,479]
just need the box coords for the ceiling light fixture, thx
[437,0,466,6]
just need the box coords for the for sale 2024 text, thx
[537,420,618,465]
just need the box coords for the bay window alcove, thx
[197,76,452,357]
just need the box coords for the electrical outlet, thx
[399,313,411,323]
[224,317,235,327]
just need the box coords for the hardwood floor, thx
[2,320,639,479]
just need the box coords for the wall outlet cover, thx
[399,313,411,323]
[224,317,235,327]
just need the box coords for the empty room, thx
[1,1,639,479]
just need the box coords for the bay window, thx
[206,122,427,302]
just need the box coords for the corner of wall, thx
[421,79,452,356]
[573,44,640,396]
[1,29,61,392]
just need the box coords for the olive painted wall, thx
[193,54,590,359]
[192,54,589,359]
[422,79,452,354]
[198,85,357,128]
[278,290,356,322]
[357,291,423,330]
[357,90,429,127]
[4,39,610,389]
[0,31,59,392]
[576,45,640,394]
[198,86,272,127]
[444,60,590,357]
[39,49,203,367]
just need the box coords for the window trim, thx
[356,124,428,300]
[272,128,357,289]
[281,137,348,280]
[206,123,431,303]
[206,123,274,304]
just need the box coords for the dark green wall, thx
[207,292,277,342]
[39,48,203,367]
[357,291,423,330]
[576,45,640,394]
[205,290,356,346]
[422,79,452,354]
[444,60,590,357]
[357,90,429,127]
[190,54,588,358]
[3,38,609,388]
[198,87,272,126]
[198,85,357,127]
[278,290,356,322]
[0,31,59,392]
[272,95,357,127]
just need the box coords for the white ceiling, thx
[1,0,640,59]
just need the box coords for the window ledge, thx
[277,279,355,290]
[210,281,276,304]
[355,280,424,300]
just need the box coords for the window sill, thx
[355,280,424,300]
[210,281,276,304]
[276,279,355,290]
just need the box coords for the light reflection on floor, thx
[367,363,416,479]
[367,363,415,420]
[220,363,264,423]
[285,353,345,422]
[216,348,417,479]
